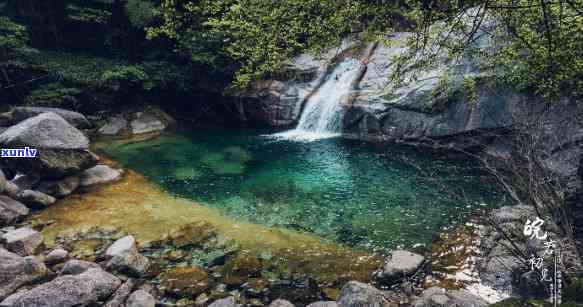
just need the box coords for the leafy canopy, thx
[399,0,583,99]
[148,0,362,89]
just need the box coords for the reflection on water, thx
[100,127,503,252]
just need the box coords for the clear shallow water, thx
[101,128,502,252]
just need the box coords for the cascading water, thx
[273,58,363,141]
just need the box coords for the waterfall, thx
[273,58,363,141]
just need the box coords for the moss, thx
[166,222,217,248]
[159,266,210,298]
[24,83,84,108]
[30,167,382,287]
[221,253,263,286]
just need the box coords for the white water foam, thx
[270,58,362,142]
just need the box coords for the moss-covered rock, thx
[159,266,210,299]
[221,254,263,287]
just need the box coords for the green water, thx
[101,128,502,252]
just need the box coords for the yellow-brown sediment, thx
[29,167,381,286]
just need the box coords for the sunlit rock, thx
[1,227,43,256]
[377,250,425,282]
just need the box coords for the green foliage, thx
[0,16,28,60]
[24,83,84,109]
[461,76,478,106]
[401,0,583,99]
[148,0,362,89]
[101,65,152,89]
[125,0,156,28]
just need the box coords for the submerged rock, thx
[14,190,56,208]
[0,249,47,301]
[1,227,43,256]
[126,290,155,307]
[0,268,121,307]
[80,165,123,187]
[337,281,391,307]
[160,266,210,298]
[0,196,29,227]
[377,250,424,282]
[222,254,262,286]
[8,107,91,129]
[0,113,97,178]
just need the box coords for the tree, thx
[148,0,362,89]
[394,0,583,99]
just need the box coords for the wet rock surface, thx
[0,268,121,307]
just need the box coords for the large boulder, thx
[8,107,91,129]
[0,113,97,178]
[104,235,150,277]
[1,227,43,256]
[0,249,47,300]
[0,196,29,227]
[0,268,121,307]
[336,281,391,307]
[377,250,425,282]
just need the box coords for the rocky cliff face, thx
[230,38,362,127]
[242,31,583,181]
